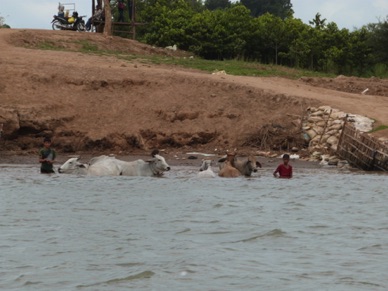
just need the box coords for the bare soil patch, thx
[1,29,387,163]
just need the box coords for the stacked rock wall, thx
[303,106,374,165]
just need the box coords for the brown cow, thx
[218,153,262,177]
[218,160,241,178]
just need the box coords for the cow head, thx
[245,156,262,174]
[58,157,87,174]
[147,154,170,175]
[199,159,212,171]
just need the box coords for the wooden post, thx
[336,115,347,155]
[131,0,136,39]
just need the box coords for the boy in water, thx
[273,153,293,178]
[39,137,56,174]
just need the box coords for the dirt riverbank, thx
[1,29,387,164]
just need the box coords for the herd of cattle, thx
[57,151,262,178]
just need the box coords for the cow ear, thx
[256,161,262,168]
[218,157,226,163]
[79,164,86,168]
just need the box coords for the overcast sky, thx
[1,0,387,31]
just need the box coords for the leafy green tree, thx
[254,13,287,64]
[367,17,388,64]
[186,4,252,59]
[0,14,10,28]
[320,23,350,74]
[347,28,373,75]
[240,0,293,19]
[309,13,326,29]
[282,17,310,67]
[133,0,385,76]
[138,0,196,48]
[204,0,231,11]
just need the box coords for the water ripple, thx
[1,164,388,290]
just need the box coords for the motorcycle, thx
[51,11,86,32]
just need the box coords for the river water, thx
[1,163,387,291]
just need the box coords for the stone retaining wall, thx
[303,105,374,165]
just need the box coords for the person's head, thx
[43,137,52,148]
[282,153,290,165]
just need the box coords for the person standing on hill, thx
[273,153,293,178]
[39,137,56,174]
[117,0,125,22]
[58,4,65,18]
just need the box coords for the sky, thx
[0,0,387,31]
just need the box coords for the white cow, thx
[58,157,88,175]
[197,159,216,178]
[87,154,171,177]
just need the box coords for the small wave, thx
[115,262,143,267]
[23,280,42,286]
[202,231,231,235]
[176,228,191,234]
[357,244,383,251]
[77,271,155,288]
[338,277,382,288]
[105,271,155,283]
[234,229,287,243]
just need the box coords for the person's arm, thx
[289,166,293,178]
[39,150,46,163]
[273,165,279,178]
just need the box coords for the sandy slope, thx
[0,29,387,157]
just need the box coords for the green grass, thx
[370,125,388,132]
[37,41,61,50]
[30,37,337,79]
[75,40,100,53]
[120,55,335,79]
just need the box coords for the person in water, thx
[273,153,293,178]
[39,137,56,174]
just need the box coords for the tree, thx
[185,5,252,59]
[309,13,326,29]
[256,13,287,64]
[103,0,112,36]
[282,17,310,67]
[204,0,231,11]
[368,17,388,64]
[138,0,197,48]
[240,0,293,19]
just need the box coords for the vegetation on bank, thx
[0,13,10,28]
[105,0,388,78]
[3,0,388,77]
[30,37,334,80]
[371,125,388,133]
